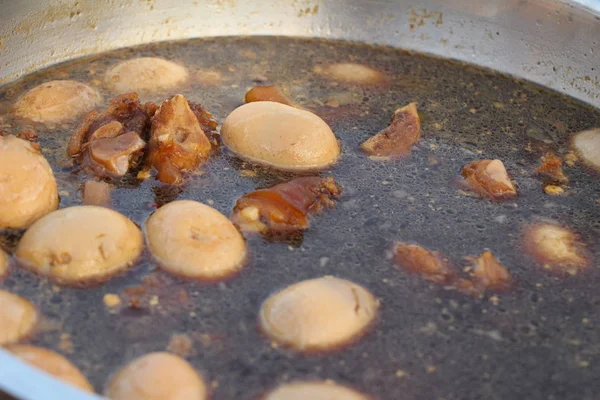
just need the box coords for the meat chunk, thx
[231,177,342,236]
[392,242,454,284]
[244,85,295,106]
[361,103,420,157]
[536,152,568,184]
[90,121,123,140]
[145,94,217,184]
[392,243,513,296]
[189,106,218,144]
[67,93,151,178]
[87,132,146,177]
[67,111,98,157]
[460,159,517,200]
[82,180,112,207]
[144,102,160,119]
[468,251,512,292]
[88,93,150,138]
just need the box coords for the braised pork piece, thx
[536,152,568,184]
[67,93,149,178]
[68,93,217,184]
[392,244,513,296]
[144,94,217,184]
[361,102,421,157]
[460,159,517,200]
[392,242,454,284]
[231,177,342,237]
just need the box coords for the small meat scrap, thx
[145,94,217,184]
[244,85,296,107]
[231,177,342,236]
[460,159,517,200]
[392,242,454,284]
[467,251,512,292]
[536,152,568,184]
[393,243,514,297]
[67,93,150,178]
[82,180,112,207]
[361,103,420,157]
[87,132,146,177]
[523,223,589,275]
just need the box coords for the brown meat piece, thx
[145,94,217,185]
[244,85,295,106]
[82,180,112,207]
[67,93,151,178]
[468,251,512,292]
[89,121,123,140]
[392,242,454,284]
[361,103,420,157]
[67,111,98,157]
[144,102,160,119]
[231,177,342,236]
[87,132,146,177]
[461,159,517,200]
[87,93,150,139]
[392,243,514,296]
[536,152,568,184]
[188,102,218,130]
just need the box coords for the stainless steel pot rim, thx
[0,0,599,106]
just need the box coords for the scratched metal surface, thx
[0,0,600,108]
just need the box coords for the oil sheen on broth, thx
[0,37,600,400]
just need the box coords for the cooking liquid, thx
[1,37,600,399]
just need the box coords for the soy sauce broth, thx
[1,36,600,400]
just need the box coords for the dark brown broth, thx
[1,36,600,400]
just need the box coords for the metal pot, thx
[0,1,599,399]
[1,0,599,107]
